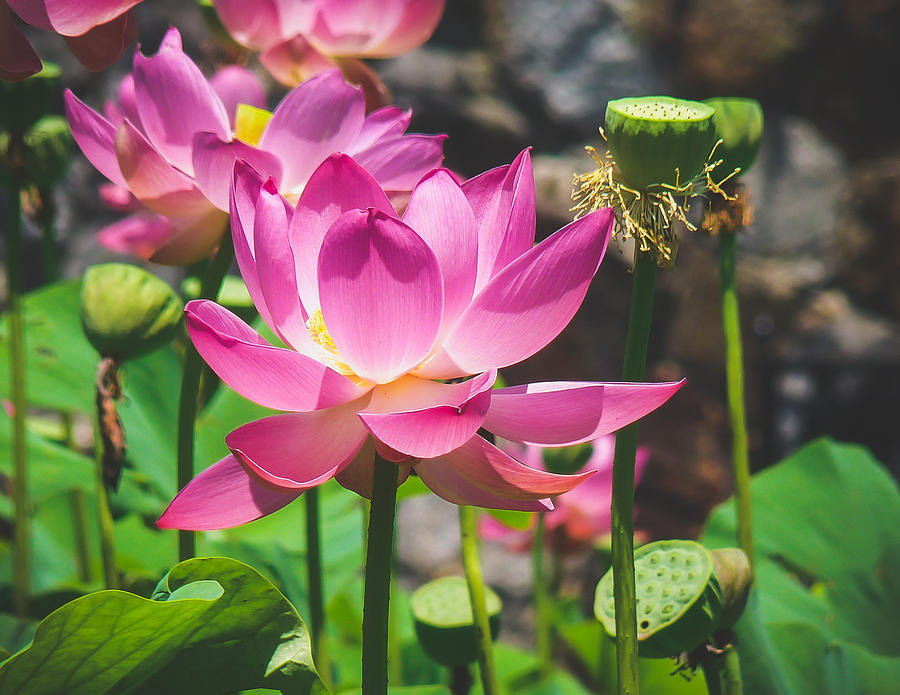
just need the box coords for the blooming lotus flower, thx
[1,0,141,80]
[479,436,650,553]
[212,0,445,107]
[157,149,684,530]
[64,27,444,264]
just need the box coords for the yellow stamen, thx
[307,308,338,354]
[234,103,272,147]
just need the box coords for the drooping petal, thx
[147,207,229,265]
[257,69,365,191]
[318,209,443,384]
[39,0,141,36]
[225,406,368,488]
[132,27,231,175]
[98,183,139,211]
[351,134,446,193]
[362,0,446,57]
[157,454,302,531]
[209,65,266,127]
[96,212,175,259]
[63,11,136,71]
[259,34,334,87]
[64,90,127,187]
[416,208,614,378]
[211,0,283,50]
[415,459,552,512]
[358,371,495,458]
[0,3,41,81]
[192,132,282,211]
[185,299,371,411]
[333,56,392,111]
[483,380,684,446]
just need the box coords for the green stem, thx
[533,513,552,680]
[93,410,118,589]
[459,505,500,695]
[5,163,29,618]
[176,236,234,561]
[37,188,59,283]
[69,489,92,584]
[700,644,743,695]
[305,487,331,690]
[610,249,657,695]
[719,232,754,572]
[362,456,399,695]
[449,664,474,695]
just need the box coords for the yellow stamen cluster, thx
[234,103,272,147]
[307,308,338,354]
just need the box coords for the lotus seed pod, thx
[604,97,717,191]
[704,98,764,178]
[710,548,752,629]
[412,575,502,667]
[81,264,184,361]
[22,116,73,188]
[594,539,723,658]
[0,63,62,134]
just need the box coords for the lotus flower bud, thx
[594,540,723,658]
[22,116,72,188]
[412,575,502,667]
[81,264,184,360]
[0,63,62,134]
[704,98,764,179]
[604,97,717,191]
[710,548,752,629]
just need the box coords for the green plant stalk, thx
[533,512,553,680]
[449,664,474,695]
[362,456,399,695]
[92,415,118,589]
[459,505,500,695]
[610,249,657,695]
[719,231,754,572]
[176,236,234,561]
[69,488,92,584]
[5,161,29,617]
[305,486,331,690]
[700,644,743,695]
[37,187,59,283]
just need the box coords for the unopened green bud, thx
[23,116,72,188]
[412,575,502,667]
[704,98,764,178]
[710,548,752,629]
[81,264,184,360]
[594,540,722,658]
[0,63,62,134]
[605,97,717,191]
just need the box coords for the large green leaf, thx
[0,557,326,695]
[701,438,900,694]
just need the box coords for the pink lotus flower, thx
[157,149,684,530]
[1,0,141,80]
[212,0,445,107]
[64,27,444,264]
[479,436,651,553]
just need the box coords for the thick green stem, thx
[700,644,743,695]
[176,237,234,561]
[5,165,29,617]
[362,456,399,695]
[533,513,552,680]
[719,232,754,572]
[69,489,92,584]
[610,250,657,695]
[37,188,59,283]
[449,664,474,695]
[459,505,500,695]
[305,487,331,689]
[93,413,118,589]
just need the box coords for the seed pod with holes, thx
[703,98,764,178]
[594,539,723,658]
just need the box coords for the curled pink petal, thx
[96,212,175,259]
[65,90,128,188]
[415,459,552,512]
[260,33,334,87]
[210,65,267,126]
[352,134,446,193]
[192,132,283,211]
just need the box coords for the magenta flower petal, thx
[63,11,136,72]
[318,209,444,383]
[209,65,267,127]
[64,90,128,188]
[148,208,229,265]
[96,212,175,259]
[359,370,496,458]
[157,454,302,531]
[0,4,42,81]
[39,0,141,36]
[483,380,685,446]
[363,0,446,57]
[186,299,371,411]
[132,27,231,176]
[354,106,412,151]
[417,208,614,378]
[257,70,365,191]
[415,458,552,512]
[259,34,334,87]
[351,134,446,193]
[226,407,369,488]
[192,133,283,212]
[212,0,283,50]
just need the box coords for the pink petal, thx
[351,134,446,193]
[212,0,283,50]
[363,0,446,57]
[7,0,52,29]
[290,154,395,313]
[98,183,140,212]
[335,440,412,498]
[132,27,231,175]
[402,168,477,334]
[355,106,412,151]
[39,0,141,36]
[96,212,175,259]
[358,371,495,458]
[225,406,368,488]
[317,209,443,384]
[63,11,136,72]
[111,74,141,128]
[259,34,334,87]
[64,90,127,187]
[147,207,229,265]
[257,69,365,192]
[157,455,302,531]
[416,208,614,378]
[186,299,371,410]
[483,380,684,446]
[209,65,267,128]
[441,436,595,501]
[415,459,552,512]
[192,132,282,211]
[0,3,41,81]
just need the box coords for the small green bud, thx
[22,116,72,188]
[704,98,764,178]
[411,575,502,667]
[0,63,62,134]
[605,96,717,190]
[81,264,184,360]
[710,548,752,629]
[594,540,723,658]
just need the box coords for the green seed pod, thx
[704,98,764,178]
[411,575,502,667]
[81,264,184,361]
[594,540,723,658]
[0,63,63,134]
[23,116,72,188]
[710,548,752,629]
[604,97,717,191]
